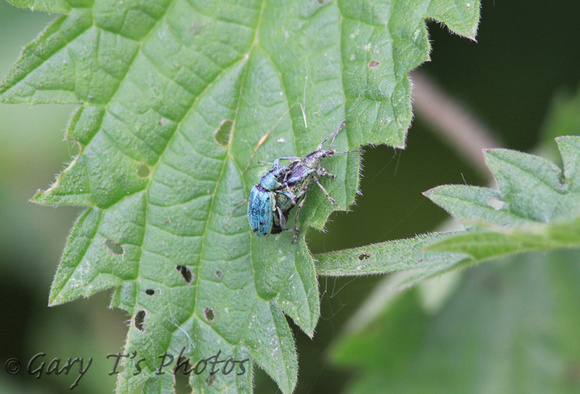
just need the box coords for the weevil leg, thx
[274,186,304,212]
[223,199,247,229]
[258,158,283,168]
[313,177,337,205]
[282,184,299,205]
[259,157,300,170]
[275,156,302,162]
[291,190,308,243]
[242,103,307,174]
[317,167,336,180]
[277,206,287,229]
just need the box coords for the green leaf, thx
[0,0,480,392]
[7,0,71,14]
[331,249,580,393]
[425,136,580,256]
[427,218,580,260]
[315,233,468,288]
[317,137,580,287]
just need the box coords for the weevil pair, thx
[248,120,360,243]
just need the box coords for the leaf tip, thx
[302,326,315,339]
[48,289,65,307]
[30,189,46,204]
[422,185,443,200]
[422,189,433,198]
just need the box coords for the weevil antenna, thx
[243,102,307,174]
[317,120,347,150]
[335,149,364,155]
[331,120,346,147]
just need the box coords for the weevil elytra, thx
[247,161,294,237]
[248,120,360,242]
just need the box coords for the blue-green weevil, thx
[248,120,359,242]
[247,161,295,237]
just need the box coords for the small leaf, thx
[425,136,580,258]
[315,233,468,288]
[427,218,580,261]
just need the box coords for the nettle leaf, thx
[315,233,468,288]
[0,0,480,392]
[9,0,71,13]
[317,137,580,287]
[331,249,580,393]
[425,136,580,258]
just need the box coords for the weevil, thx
[248,120,360,242]
[247,161,295,236]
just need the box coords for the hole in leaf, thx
[214,119,233,147]
[203,307,215,322]
[137,162,151,178]
[135,310,146,331]
[205,374,216,386]
[104,239,124,255]
[176,265,194,284]
[368,60,380,68]
[175,371,190,391]
[145,289,155,296]
[215,270,223,280]
[174,355,194,376]
[358,253,371,261]
[486,196,506,210]
[558,171,568,186]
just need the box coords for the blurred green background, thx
[1,1,579,392]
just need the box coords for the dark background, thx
[0,0,579,392]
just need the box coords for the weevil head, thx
[321,148,335,158]
[316,148,335,162]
